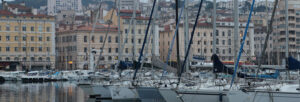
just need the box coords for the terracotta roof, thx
[7,4,30,10]
[75,24,118,32]
[0,10,14,16]
[120,10,141,14]
[0,10,53,18]
[120,16,149,20]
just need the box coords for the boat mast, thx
[212,0,216,54]
[175,0,181,75]
[132,0,137,62]
[116,0,121,71]
[184,0,190,73]
[285,0,290,79]
[233,0,239,80]
[89,3,101,71]
[212,0,216,79]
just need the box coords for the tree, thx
[205,1,213,11]
[242,1,251,13]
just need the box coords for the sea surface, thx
[0,82,87,102]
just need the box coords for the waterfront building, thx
[159,18,254,63]
[0,3,55,71]
[56,24,118,70]
[47,0,83,16]
[273,0,300,64]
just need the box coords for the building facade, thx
[273,0,300,64]
[104,9,159,64]
[159,19,254,63]
[0,3,55,71]
[47,0,83,16]
[56,24,119,70]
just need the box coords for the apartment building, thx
[47,0,83,16]
[159,19,254,63]
[56,24,119,70]
[0,3,55,71]
[273,0,300,64]
[104,9,159,64]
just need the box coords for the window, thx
[125,48,128,53]
[108,48,111,53]
[204,41,206,45]
[31,36,34,41]
[204,48,207,53]
[73,36,76,42]
[22,25,26,31]
[31,57,35,61]
[228,39,231,45]
[38,57,43,61]
[46,27,51,32]
[108,36,111,43]
[31,26,34,31]
[22,36,26,41]
[14,47,18,52]
[23,47,26,51]
[6,24,10,31]
[46,57,50,61]
[204,32,206,36]
[31,47,34,52]
[100,36,103,42]
[39,47,42,52]
[38,26,43,32]
[138,39,141,44]
[247,41,249,45]
[229,48,232,54]
[91,36,94,43]
[47,37,50,41]
[108,56,112,61]
[222,49,225,54]
[14,57,19,61]
[15,26,19,31]
[115,36,119,43]
[47,47,50,51]
[0,26,2,31]
[23,57,27,61]
[198,32,200,36]
[6,47,10,51]
[39,36,42,41]
[0,47,1,52]
[125,29,128,33]
[138,29,142,34]
[6,57,10,61]
[125,38,128,43]
[6,36,10,41]
[115,48,118,53]
[216,30,219,36]
[84,47,87,52]
[0,36,1,41]
[84,36,87,42]
[216,48,219,54]
[222,31,225,36]
[15,36,19,41]
[222,40,225,45]
[216,39,219,45]
[228,30,231,36]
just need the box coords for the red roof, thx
[120,16,149,20]
[7,4,31,11]
[120,10,141,14]
[0,10,53,18]
[0,10,14,16]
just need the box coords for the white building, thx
[47,0,83,16]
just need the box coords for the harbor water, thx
[0,82,87,102]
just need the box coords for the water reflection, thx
[0,82,86,102]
